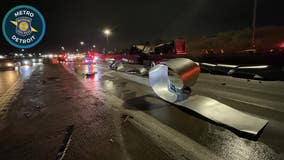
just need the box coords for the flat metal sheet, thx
[177,95,268,135]
[149,58,268,135]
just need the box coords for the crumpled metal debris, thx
[56,125,74,160]
[149,58,268,135]
[110,61,125,71]
[109,61,148,75]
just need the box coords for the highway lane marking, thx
[220,96,284,114]
[0,78,22,119]
[193,86,284,114]
[196,77,284,97]
[0,66,37,119]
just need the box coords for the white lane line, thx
[221,96,284,114]
[0,78,22,119]
[0,66,37,119]
[193,86,284,114]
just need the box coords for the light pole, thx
[103,29,111,53]
[91,44,96,51]
[251,0,257,49]
[79,41,85,53]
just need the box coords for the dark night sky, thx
[1,0,284,53]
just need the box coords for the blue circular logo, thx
[2,5,46,49]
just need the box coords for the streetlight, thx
[91,45,96,51]
[61,46,65,51]
[103,29,111,52]
[79,41,85,53]
[103,29,111,40]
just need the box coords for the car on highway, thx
[31,58,43,63]
[20,59,33,66]
[0,59,18,70]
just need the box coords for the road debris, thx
[56,125,74,160]
[109,138,114,143]
[121,114,133,123]
[149,58,268,136]
[24,112,32,118]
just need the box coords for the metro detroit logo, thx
[2,5,46,49]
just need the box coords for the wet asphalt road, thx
[0,65,37,96]
[68,62,284,160]
[0,64,173,160]
[0,70,19,95]
[0,65,37,119]
[0,64,284,160]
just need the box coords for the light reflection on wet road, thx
[0,65,37,97]
[65,63,105,100]
[65,62,283,160]
[0,70,20,96]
